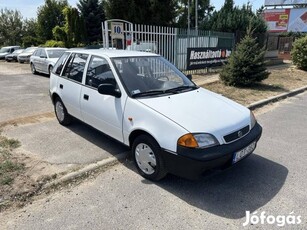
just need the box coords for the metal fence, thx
[102,21,235,72]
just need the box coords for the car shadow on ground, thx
[65,119,130,157]
[123,153,288,219]
[64,120,288,220]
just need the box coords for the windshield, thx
[0,47,9,53]
[23,47,37,53]
[112,56,197,97]
[47,49,66,58]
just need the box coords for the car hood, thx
[0,52,9,57]
[137,88,251,140]
[19,52,33,56]
[47,58,59,64]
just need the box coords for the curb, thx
[43,152,128,190]
[43,85,307,189]
[248,86,307,110]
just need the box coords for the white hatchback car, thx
[49,49,262,180]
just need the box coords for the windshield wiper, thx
[132,90,166,98]
[164,85,198,93]
[132,85,198,98]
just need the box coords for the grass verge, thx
[202,66,307,106]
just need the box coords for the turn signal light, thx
[177,134,199,148]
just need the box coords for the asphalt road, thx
[1,92,306,230]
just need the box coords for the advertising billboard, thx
[265,0,307,6]
[186,47,232,70]
[288,8,307,32]
[264,9,290,32]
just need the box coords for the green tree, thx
[177,0,214,28]
[78,0,106,44]
[0,8,23,46]
[52,6,86,47]
[208,0,267,34]
[37,0,68,43]
[22,18,39,47]
[220,28,270,86]
[291,35,307,71]
[105,0,177,26]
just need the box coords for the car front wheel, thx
[132,135,167,181]
[54,97,71,126]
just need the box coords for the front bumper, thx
[162,123,262,179]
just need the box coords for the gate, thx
[102,20,235,72]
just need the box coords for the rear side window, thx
[62,53,89,83]
[86,56,116,89]
[53,52,70,75]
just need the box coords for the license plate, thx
[232,141,256,164]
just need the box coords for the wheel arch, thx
[128,129,158,149]
[51,92,61,105]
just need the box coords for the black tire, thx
[48,66,53,76]
[54,97,72,126]
[31,63,37,74]
[132,135,167,181]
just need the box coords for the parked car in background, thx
[49,49,262,181]
[17,47,38,63]
[0,46,20,59]
[30,47,67,75]
[5,49,24,62]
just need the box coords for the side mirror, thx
[98,84,121,98]
[187,74,192,81]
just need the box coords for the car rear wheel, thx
[31,63,37,74]
[132,135,167,181]
[48,66,53,76]
[54,97,72,126]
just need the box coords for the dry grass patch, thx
[203,66,307,106]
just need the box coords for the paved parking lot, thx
[0,61,128,177]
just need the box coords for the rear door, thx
[57,52,89,120]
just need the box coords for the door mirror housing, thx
[186,74,192,81]
[98,84,121,98]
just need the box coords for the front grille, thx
[224,125,249,143]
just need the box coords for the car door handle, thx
[59,84,63,89]
[84,94,89,100]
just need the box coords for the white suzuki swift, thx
[49,49,262,180]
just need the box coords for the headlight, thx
[178,133,219,148]
[250,111,257,129]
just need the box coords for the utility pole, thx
[195,0,198,33]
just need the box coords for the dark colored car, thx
[5,49,24,62]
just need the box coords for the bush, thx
[42,40,65,47]
[220,32,270,86]
[291,36,307,71]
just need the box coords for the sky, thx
[0,0,264,19]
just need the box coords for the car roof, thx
[1,46,20,48]
[65,49,159,58]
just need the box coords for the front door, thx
[80,55,126,142]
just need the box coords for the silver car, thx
[30,47,67,75]
[17,47,38,63]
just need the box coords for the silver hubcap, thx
[55,101,65,122]
[135,143,156,175]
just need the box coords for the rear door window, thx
[53,52,70,75]
[62,53,89,83]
